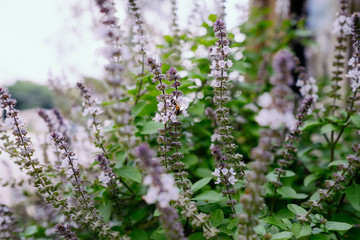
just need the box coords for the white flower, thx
[222,46,230,55]
[212,168,221,177]
[210,80,221,88]
[66,168,74,178]
[296,79,304,87]
[228,175,238,185]
[143,175,152,185]
[211,70,221,78]
[170,115,178,122]
[349,57,356,66]
[218,60,226,68]
[347,69,360,79]
[99,172,111,184]
[258,92,273,108]
[177,96,190,111]
[215,178,221,184]
[226,59,233,68]
[143,185,159,204]
[229,168,236,175]
[143,174,178,207]
[211,133,221,142]
[351,81,360,92]
[296,77,318,103]
[210,61,217,69]
[157,102,164,111]
[83,106,103,116]
[153,113,162,122]
[161,115,169,123]
[256,109,295,130]
[284,111,296,129]
[221,168,229,175]
[332,15,352,36]
[211,47,218,56]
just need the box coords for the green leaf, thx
[346,184,360,211]
[254,225,266,236]
[291,223,311,238]
[320,124,336,134]
[130,230,148,240]
[271,231,293,240]
[115,151,127,168]
[227,218,239,230]
[191,177,212,193]
[192,190,224,202]
[287,204,307,215]
[304,174,320,187]
[350,113,360,128]
[164,35,173,43]
[140,121,164,135]
[278,186,308,199]
[275,209,295,219]
[99,201,112,221]
[24,225,38,237]
[195,168,213,178]
[116,166,142,183]
[208,14,217,22]
[131,101,147,117]
[150,228,166,240]
[189,232,206,240]
[154,209,160,217]
[130,207,148,222]
[282,218,292,230]
[328,160,348,167]
[261,217,286,230]
[325,221,352,235]
[183,154,198,168]
[302,121,324,132]
[266,170,295,182]
[209,209,224,227]
[310,234,329,240]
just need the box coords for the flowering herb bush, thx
[2,0,360,240]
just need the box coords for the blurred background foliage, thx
[8,81,54,110]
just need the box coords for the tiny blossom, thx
[135,143,186,240]
[50,131,120,239]
[328,0,351,113]
[146,58,192,199]
[332,14,352,36]
[300,142,360,223]
[271,96,314,205]
[349,57,356,66]
[99,171,111,184]
[256,50,295,130]
[212,168,220,177]
[258,92,273,108]
[55,223,78,240]
[296,76,319,102]
[95,0,138,157]
[143,173,179,208]
[228,175,237,185]
[209,19,245,212]
[76,82,105,148]
[0,204,19,239]
[238,130,275,239]
[212,166,238,186]
[346,69,360,92]
[256,109,296,129]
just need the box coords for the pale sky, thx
[0,0,247,86]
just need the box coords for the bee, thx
[172,99,181,116]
